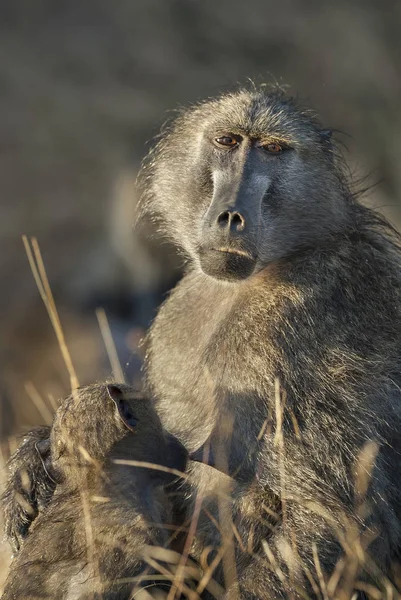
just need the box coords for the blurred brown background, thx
[1,0,401,470]
[0,0,401,586]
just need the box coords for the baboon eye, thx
[264,143,283,154]
[215,136,238,148]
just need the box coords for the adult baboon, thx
[4,88,401,598]
[2,383,188,599]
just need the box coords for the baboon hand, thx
[2,426,55,553]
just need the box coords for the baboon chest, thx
[147,273,277,450]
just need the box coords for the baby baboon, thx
[5,88,401,599]
[2,383,187,600]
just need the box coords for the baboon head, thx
[141,88,351,281]
[50,383,187,481]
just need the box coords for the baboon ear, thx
[107,384,138,432]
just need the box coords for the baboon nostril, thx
[232,212,245,231]
[216,211,246,231]
[217,211,230,227]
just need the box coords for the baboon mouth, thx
[199,247,257,281]
[213,247,253,259]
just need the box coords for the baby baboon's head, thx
[50,383,187,481]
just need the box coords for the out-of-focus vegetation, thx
[1,0,401,590]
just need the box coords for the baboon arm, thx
[228,447,389,600]
[1,425,54,553]
[224,506,345,600]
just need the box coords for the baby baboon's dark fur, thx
[2,383,187,600]
[5,88,401,599]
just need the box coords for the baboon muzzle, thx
[198,153,270,281]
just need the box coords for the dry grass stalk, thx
[22,235,79,391]
[113,459,189,482]
[144,554,201,600]
[24,381,53,425]
[312,542,329,600]
[96,307,126,383]
[144,545,225,599]
[216,449,239,597]
[166,484,204,599]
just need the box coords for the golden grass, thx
[22,235,79,392]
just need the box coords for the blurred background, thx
[0,0,400,583]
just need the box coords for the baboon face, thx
[50,384,187,476]
[145,90,350,281]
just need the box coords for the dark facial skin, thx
[199,130,322,281]
[199,133,278,280]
